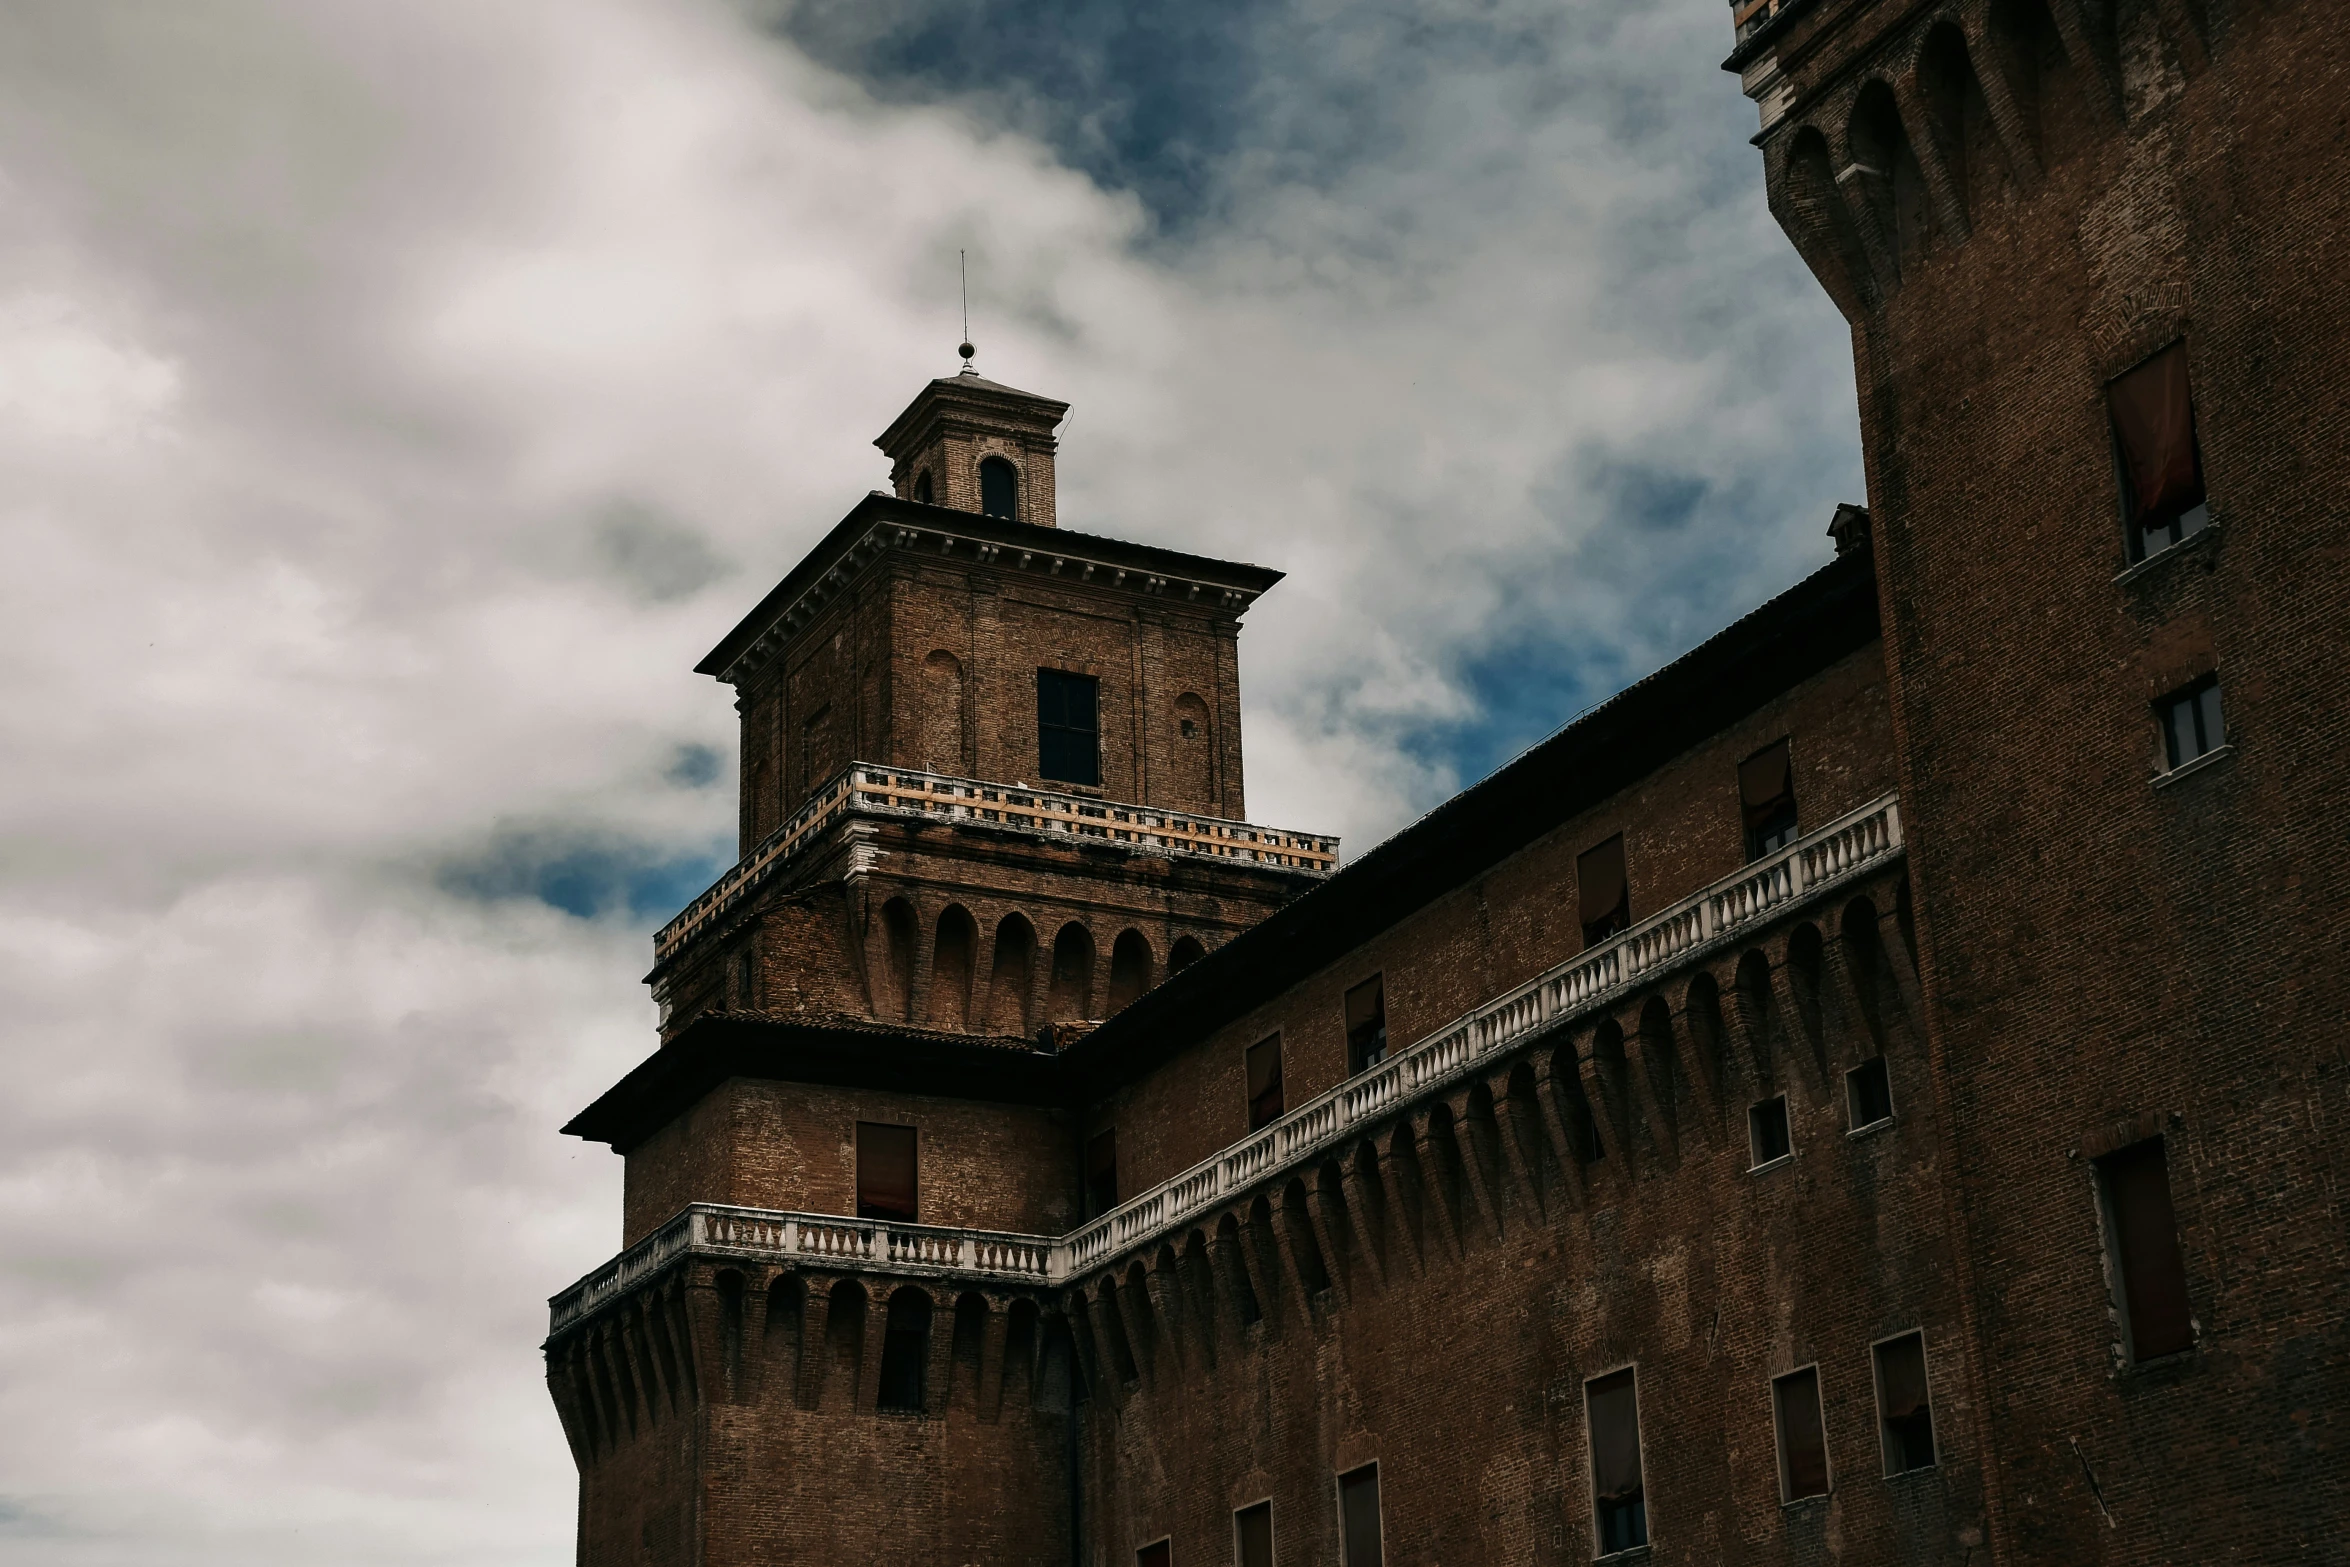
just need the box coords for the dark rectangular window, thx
[2108,341,2210,562]
[1749,1094,1792,1168]
[1136,1541,1171,1567]
[1739,738,1800,860]
[1846,1056,1894,1130]
[1772,1366,1831,1501]
[856,1122,917,1221]
[2097,1138,2194,1362]
[1235,1501,1275,1567]
[1085,1128,1119,1217]
[1344,976,1387,1075]
[2157,676,2226,770]
[1871,1332,1936,1475]
[1578,835,1631,947]
[1337,1463,1383,1567]
[875,1289,931,1411]
[1037,668,1101,786]
[1586,1367,1648,1554]
[1247,1034,1286,1130]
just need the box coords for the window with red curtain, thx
[1246,1034,1286,1130]
[2108,342,2209,560]
[2098,1139,2194,1361]
[855,1122,917,1221]
[1578,836,1631,947]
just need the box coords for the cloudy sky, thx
[0,1,1859,1560]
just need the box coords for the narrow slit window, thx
[2157,676,2226,771]
[1085,1128,1119,1218]
[1846,1056,1894,1130]
[1037,668,1101,787]
[1586,1368,1648,1554]
[1578,835,1631,947]
[2096,1138,2195,1362]
[1337,1463,1383,1567]
[1749,1095,1792,1168]
[1247,1034,1286,1131]
[856,1122,917,1221]
[2108,341,2210,562]
[1871,1332,1937,1475]
[1344,976,1387,1075]
[1772,1366,1831,1501]
[1235,1500,1275,1567]
[1739,738,1800,860]
[1135,1540,1171,1567]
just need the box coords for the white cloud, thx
[0,0,1860,1559]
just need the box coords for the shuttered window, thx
[1586,1368,1649,1553]
[1738,738,1799,860]
[1344,977,1387,1075]
[1772,1366,1830,1501]
[2098,1138,2194,1362]
[1578,835,1631,947]
[2108,342,2210,560]
[1247,1034,1286,1131]
[856,1122,917,1221]
[1037,668,1100,786]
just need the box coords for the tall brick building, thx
[545,2,2348,1561]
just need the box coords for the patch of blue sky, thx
[440,829,733,923]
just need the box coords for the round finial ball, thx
[958,341,976,361]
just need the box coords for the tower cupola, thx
[875,370,1070,527]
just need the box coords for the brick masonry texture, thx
[549,5,2348,1561]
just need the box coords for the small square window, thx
[1871,1331,1937,1475]
[2157,676,2225,771]
[1846,1057,1894,1131]
[1771,1365,1831,1502]
[1748,1095,1792,1168]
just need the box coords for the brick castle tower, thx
[549,4,2347,1561]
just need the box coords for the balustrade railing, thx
[560,794,1901,1329]
[653,763,1341,966]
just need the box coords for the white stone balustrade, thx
[560,794,1902,1332]
[654,763,1341,966]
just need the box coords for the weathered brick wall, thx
[623,1079,1077,1247]
[1065,876,1978,1566]
[1091,642,1897,1203]
[1760,0,2350,1560]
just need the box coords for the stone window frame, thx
[1867,1328,1939,1478]
[1333,1460,1384,1567]
[1232,1497,1276,1567]
[2077,1110,2205,1379]
[1582,1362,1650,1560]
[1768,1361,1833,1506]
[1747,1092,1794,1173]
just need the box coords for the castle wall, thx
[1756,1,2350,1559]
[1088,641,1898,1204]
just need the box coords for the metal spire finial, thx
[957,250,977,375]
